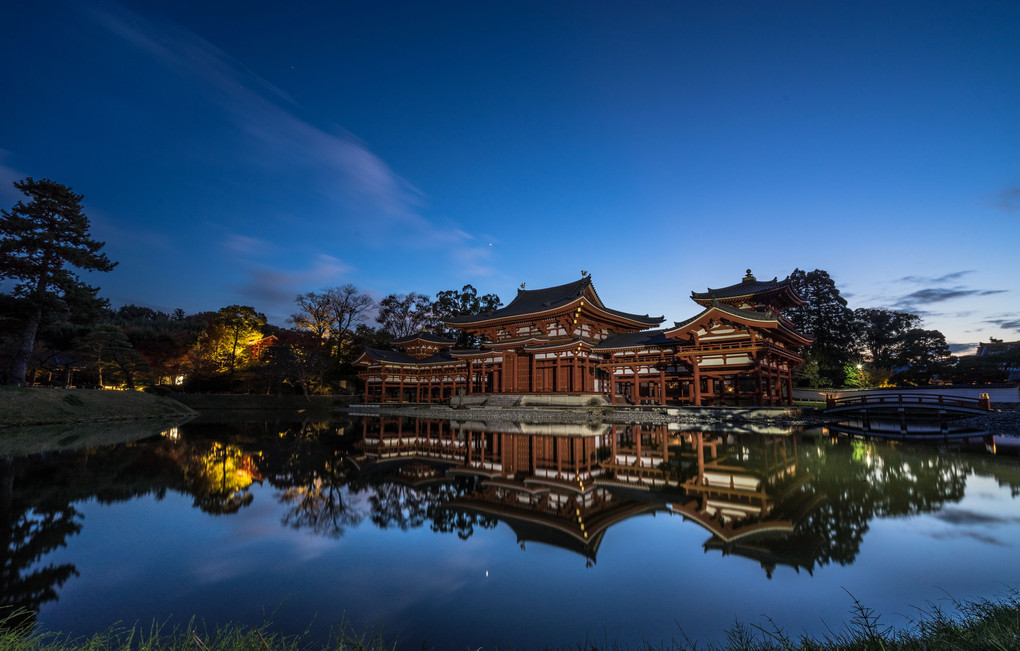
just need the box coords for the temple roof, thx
[593,329,674,351]
[355,347,458,366]
[690,270,804,308]
[666,301,813,345]
[447,276,663,327]
[390,331,457,346]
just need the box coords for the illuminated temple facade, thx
[355,270,811,406]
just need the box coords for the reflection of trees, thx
[255,420,366,538]
[368,476,495,539]
[178,442,259,515]
[796,437,971,567]
[278,476,363,538]
[0,457,81,630]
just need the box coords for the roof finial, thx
[743,269,756,282]
[520,282,526,290]
[581,270,588,277]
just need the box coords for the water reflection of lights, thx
[162,427,180,440]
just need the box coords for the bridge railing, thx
[824,392,991,411]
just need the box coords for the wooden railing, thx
[824,393,991,411]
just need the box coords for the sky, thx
[1,0,1018,353]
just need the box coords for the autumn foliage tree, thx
[0,178,116,385]
[206,305,267,373]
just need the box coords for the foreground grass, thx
[3,591,1020,650]
[0,386,194,428]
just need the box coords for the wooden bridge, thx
[823,392,992,416]
[823,393,992,440]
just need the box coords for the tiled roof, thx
[976,340,1020,356]
[665,302,812,344]
[358,347,457,365]
[594,329,673,350]
[447,276,662,326]
[691,270,801,303]
[390,331,456,345]
[692,278,792,300]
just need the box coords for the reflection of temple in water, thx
[669,432,825,577]
[352,418,682,564]
[352,418,824,570]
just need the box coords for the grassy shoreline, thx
[0,386,195,428]
[4,591,1019,649]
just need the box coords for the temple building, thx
[355,270,811,406]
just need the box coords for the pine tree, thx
[1,178,116,385]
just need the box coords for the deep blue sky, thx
[2,1,1018,352]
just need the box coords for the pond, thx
[3,414,1020,649]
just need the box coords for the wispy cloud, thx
[984,316,1020,333]
[900,287,1007,305]
[948,342,976,354]
[898,270,974,284]
[890,270,1008,314]
[85,2,496,277]
[992,185,1020,213]
[223,234,274,257]
[235,255,353,318]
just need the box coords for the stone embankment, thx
[346,402,837,431]
[959,404,1020,436]
[345,401,1019,435]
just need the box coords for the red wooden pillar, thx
[692,359,701,406]
[503,353,513,392]
[659,366,666,405]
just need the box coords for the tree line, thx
[2,178,1013,392]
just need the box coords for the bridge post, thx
[979,393,991,411]
[826,393,836,409]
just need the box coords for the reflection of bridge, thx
[824,393,991,416]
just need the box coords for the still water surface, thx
[4,414,1020,648]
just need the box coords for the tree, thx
[290,291,333,342]
[853,308,920,367]
[433,284,502,347]
[1,179,116,385]
[894,328,951,385]
[290,284,374,363]
[785,269,856,386]
[76,323,150,389]
[375,292,436,339]
[199,305,266,373]
[106,305,209,386]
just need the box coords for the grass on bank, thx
[0,386,194,428]
[3,591,1020,650]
